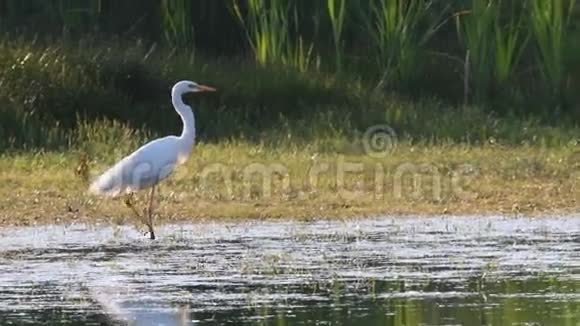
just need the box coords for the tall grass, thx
[2,37,579,153]
[493,2,529,89]
[232,0,315,72]
[327,0,347,73]
[530,0,577,104]
[232,0,291,66]
[457,0,531,104]
[161,0,194,47]
[0,104,68,151]
[456,0,496,103]
[1,1,580,152]
[365,0,444,90]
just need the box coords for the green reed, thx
[529,0,577,102]
[366,0,443,89]
[161,0,194,47]
[456,0,496,103]
[232,0,315,72]
[232,0,291,66]
[458,0,530,99]
[327,0,347,73]
[493,2,529,88]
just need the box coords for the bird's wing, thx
[89,137,180,196]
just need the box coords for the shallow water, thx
[0,216,578,325]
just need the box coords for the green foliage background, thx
[0,0,579,151]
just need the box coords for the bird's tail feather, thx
[88,171,123,197]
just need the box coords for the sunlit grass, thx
[232,0,316,71]
[2,129,580,226]
[365,0,445,89]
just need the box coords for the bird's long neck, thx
[171,89,196,146]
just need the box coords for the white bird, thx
[89,80,216,239]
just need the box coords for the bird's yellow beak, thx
[197,84,217,92]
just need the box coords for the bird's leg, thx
[146,185,156,240]
[123,193,148,229]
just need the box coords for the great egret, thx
[89,80,216,239]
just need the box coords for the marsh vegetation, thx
[0,0,579,151]
[0,1,580,221]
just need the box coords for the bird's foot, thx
[145,223,156,240]
[145,230,156,240]
[144,206,156,240]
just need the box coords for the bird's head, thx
[173,80,216,95]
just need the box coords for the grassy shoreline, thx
[1,33,580,228]
[1,142,579,227]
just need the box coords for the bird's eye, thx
[188,84,196,89]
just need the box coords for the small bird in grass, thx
[75,152,90,184]
[88,80,216,239]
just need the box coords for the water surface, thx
[0,215,578,325]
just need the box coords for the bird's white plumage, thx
[89,136,182,196]
[89,80,206,197]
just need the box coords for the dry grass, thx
[1,142,579,227]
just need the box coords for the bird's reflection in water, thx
[90,284,191,326]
